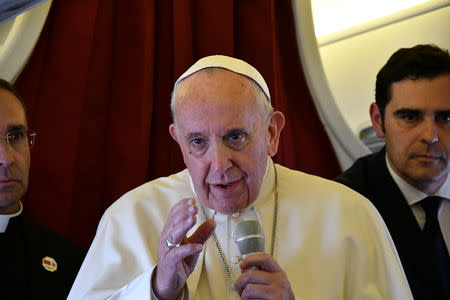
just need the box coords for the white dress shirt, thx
[386,155,450,251]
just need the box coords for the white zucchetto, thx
[174,55,271,102]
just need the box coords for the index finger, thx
[168,198,196,219]
[239,253,281,273]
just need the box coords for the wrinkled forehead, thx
[174,71,265,132]
[176,68,256,102]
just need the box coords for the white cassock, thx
[68,157,413,300]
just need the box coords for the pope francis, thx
[68,55,413,300]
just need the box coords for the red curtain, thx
[15,0,341,248]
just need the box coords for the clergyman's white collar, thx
[0,201,23,233]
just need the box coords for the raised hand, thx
[235,253,295,300]
[153,198,215,300]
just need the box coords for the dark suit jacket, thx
[335,148,442,300]
[0,215,86,300]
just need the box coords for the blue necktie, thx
[420,196,450,299]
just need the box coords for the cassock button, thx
[42,256,58,272]
[231,256,240,264]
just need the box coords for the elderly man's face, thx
[170,69,283,214]
[0,89,30,214]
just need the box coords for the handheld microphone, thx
[233,220,265,259]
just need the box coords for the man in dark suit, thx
[335,44,450,300]
[0,79,86,299]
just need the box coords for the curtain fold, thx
[15,0,341,247]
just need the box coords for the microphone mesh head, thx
[234,220,262,237]
[234,220,265,257]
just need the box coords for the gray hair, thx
[170,69,274,130]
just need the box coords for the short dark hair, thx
[375,44,450,120]
[0,79,27,114]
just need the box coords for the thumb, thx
[187,219,216,245]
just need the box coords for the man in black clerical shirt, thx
[0,79,86,299]
[335,44,450,300]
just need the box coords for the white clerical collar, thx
[0,201,23,233]
[188,156,275,217]
[385,154,450,206]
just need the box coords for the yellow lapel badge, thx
[42,256,58,272]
